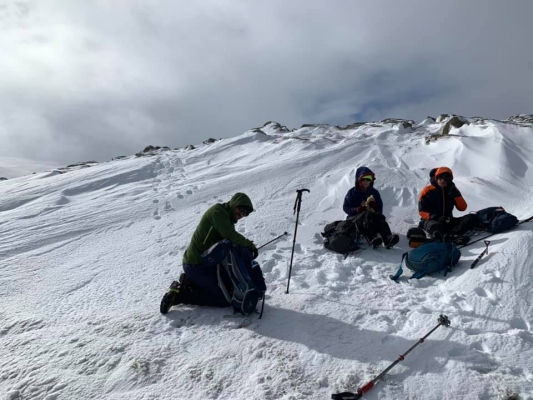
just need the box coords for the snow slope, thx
[1,117,533,400]
[0,157,60,179]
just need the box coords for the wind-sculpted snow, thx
[1,117,533,399]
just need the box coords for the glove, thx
[356,205,367,214]
[252,247,259,260]
[447,182,460,198]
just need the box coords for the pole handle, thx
[293,189,310,213]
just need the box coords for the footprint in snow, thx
[470,341,491,354]
[509,317,528,330]
[473,287,499,304]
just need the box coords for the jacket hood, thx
[228,192,254,213]
[429,167,438,186]
[429,167,454,188]
[435,167,453,180]
[355,166,376,190]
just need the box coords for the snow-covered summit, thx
[1,116,533,399]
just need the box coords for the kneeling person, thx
[160,193,258,314]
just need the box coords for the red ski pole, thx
[332,315,451,400]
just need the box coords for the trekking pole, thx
[331,315,451,400]
[258,232,288,250]
[286,189,310,294]
[470,240,490,269]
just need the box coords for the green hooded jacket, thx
[182,193,257,265]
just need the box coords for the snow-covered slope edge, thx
[1,118,533,399]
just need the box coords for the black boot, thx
[385,234,399,249]
[431,231,443,241]
[370,236,383,249]
[160,280,184,314]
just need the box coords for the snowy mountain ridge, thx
[1,115,533,399]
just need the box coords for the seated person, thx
[418,167,467,240]
[343,166,398,248]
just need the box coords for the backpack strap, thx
[390,252,408,281]
[442,243,459,276]
[409,251,444,280]
[410,266,432,280]
[391,251,436,281]
[217,262,233,304]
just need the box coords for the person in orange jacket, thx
[418,167,467,240]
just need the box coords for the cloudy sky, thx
[1,0,532,164]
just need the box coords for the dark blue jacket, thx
[343,166,384,217]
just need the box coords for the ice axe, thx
[470,240,490,269]
[332,315,451,400]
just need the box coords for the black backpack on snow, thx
[450,214,485,235]
[321,217,361,254]
[475,207,518,233]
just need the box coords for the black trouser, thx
[419,217,463,237]
[354,211,392,241]
[180,263,231,307]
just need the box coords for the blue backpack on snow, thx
[202,240,267,316]
[390,241,461,281]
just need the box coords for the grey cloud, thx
[1,0,532,163]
